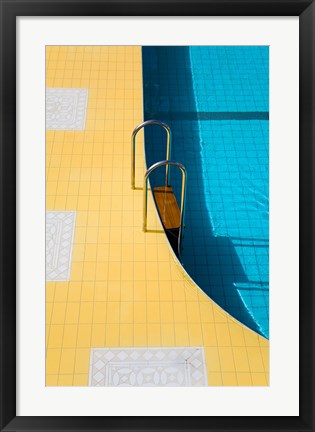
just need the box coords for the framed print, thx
[0,0,314,431]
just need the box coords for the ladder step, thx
[153,186,181,230]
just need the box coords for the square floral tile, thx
[89,347,207,387]
[46,88,88,130]
[46,211,76,281]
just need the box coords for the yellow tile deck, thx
[46,46,269,386]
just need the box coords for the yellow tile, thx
[121,262,134,281]
[48,326,64,348]
[218,347,236,372]
[72,245,85,264]
[95,262,108,280]
[93,302,107,323]
[71,262,84,280]
[84,244,98,261]
[82,262,96,281]
[46,375,59,386]
[134,323,147,346]
[202,323,217,346]
[57,181,69,194]
[46,349,61,374]
[109,244,122,261]
[107,282,121,301]
[54,196,67,208]
[98,226,111,243]
[46,303,53,325]
[244,331,261,347]
[46,181,58,196]
[85,227,98,243]
[188,323,203,345]
[160,302,174,323]
[146,281,159,301]
[173,302,187,323]
[161,324,175,346]
[145,244,158,261]
[91,324,106,347]
[59,349,76,374]
[232,347,250,372]
[121,244,134,262]
[73,374,88,386]
[94,282,108,301]
[79,302,93,324]
[51,303,67,324]
[67,182,79,195]
[74,227,87,244]
[246,347,265,373]
[260,347,269,372]
[215,323,231,346]
[237,373,253,386]
[76,211,88,226]
[120,324,134,346]
[133,244,145,260]
[172,282,186,301]
[120,302,134,323]
[158,262,171,280]
[145,262,159,281]
[46,325,50,348]
[66,196,78,210]
[186,302,201,323]
[159,281,173,301]
[134,262,145,281]
[108,262,122,281]
[65,303,80,324]
[76,325,92,347]
[229,324,246,346]
[175,323,189,345]
[106,323,120,346]
[120,282,133,302]
[207,372,223,386]
[147,323,161,345]
[222,372,238,386]
[107,302,120,323]
[147,302,160,323]
[81,283,95,301]
[133,302,146,323]
[74,348,90,374]
[63,325,78,348]
[46,196,55,209]
[213,309,228,323]
[99,211,110,226]
[259,337,269,348]
[134,281,146,301]
[251,373,268,386]
[204,347,221,372]
[200,302,215,323]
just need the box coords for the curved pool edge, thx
[143,134,269,343]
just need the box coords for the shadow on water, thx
[142,46,268,338]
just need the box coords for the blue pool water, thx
[142,46,269,338]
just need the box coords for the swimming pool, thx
[142,46,269,338]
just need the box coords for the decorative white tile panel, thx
[46,88,88,130]
[89,347,207,387]
[46,211,76,281]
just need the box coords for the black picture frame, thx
[0,0,314,431]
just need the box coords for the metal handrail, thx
[131,120,172,189]
[143,160,187,259]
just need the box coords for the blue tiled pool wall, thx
[142,46,269,338]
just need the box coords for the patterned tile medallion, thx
[46,88,88,130]
[89,347,208,387]
[46,211,76,281]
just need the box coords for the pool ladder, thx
[131,120,187,259]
